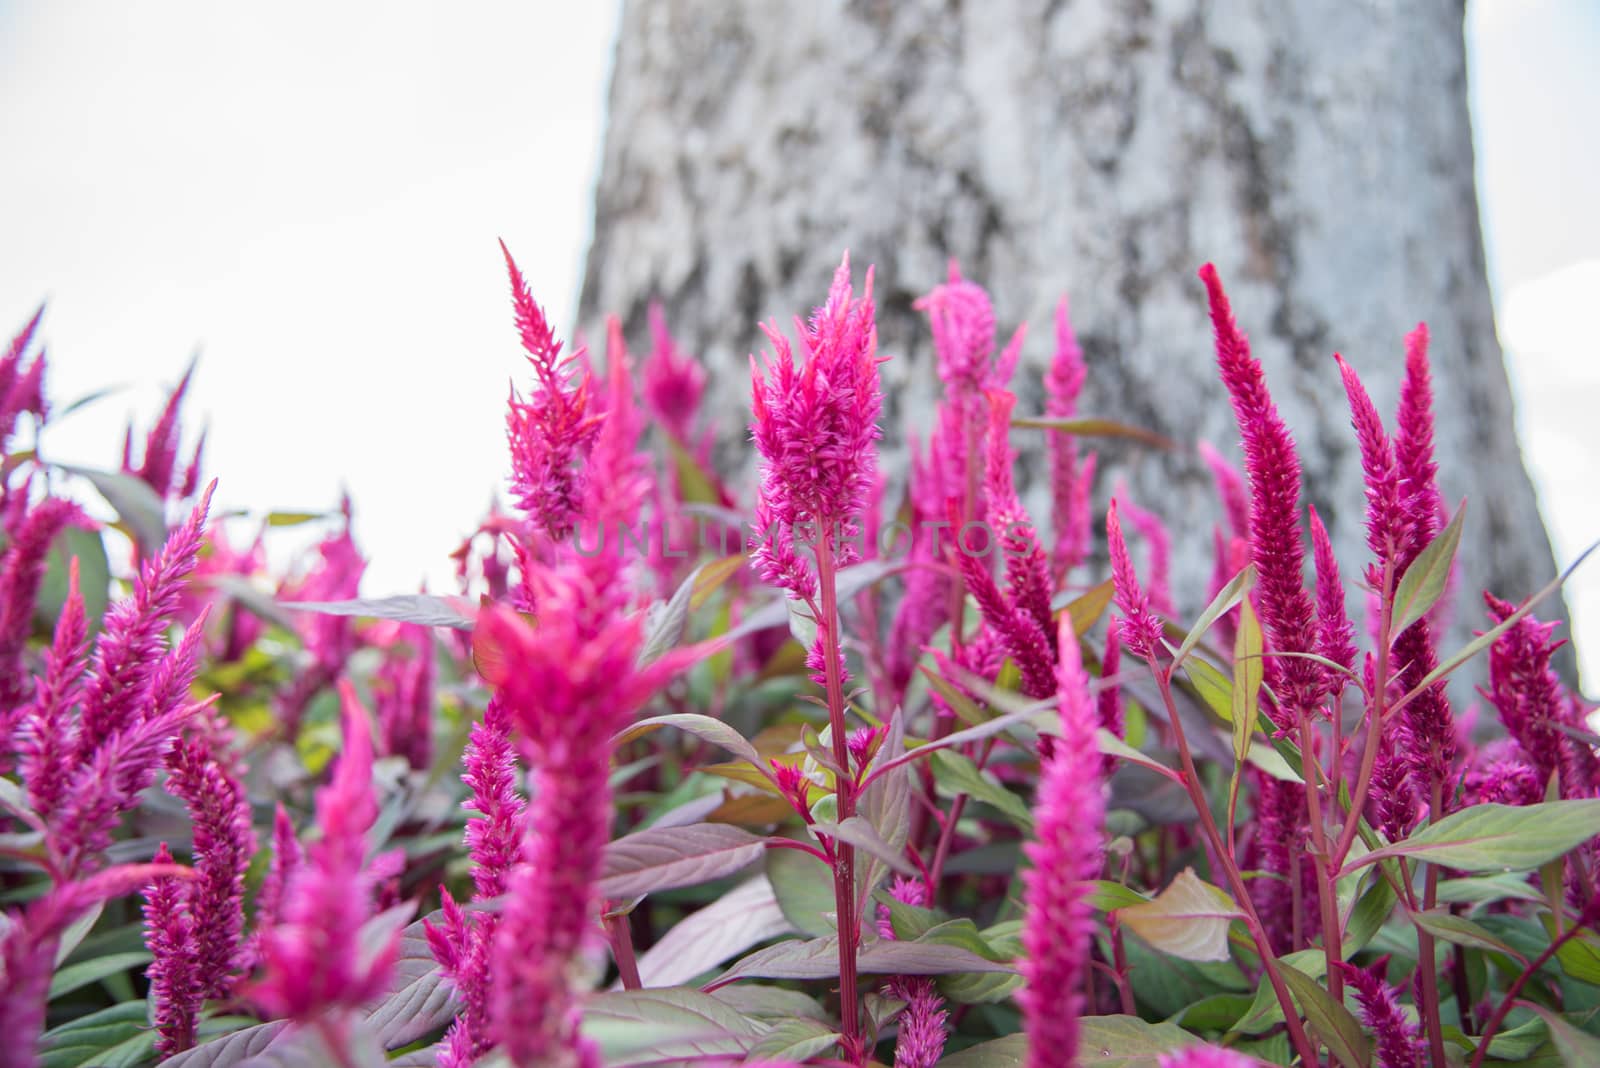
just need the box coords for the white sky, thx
[2,1,1597,685]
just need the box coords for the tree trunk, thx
[579,0,1564,665]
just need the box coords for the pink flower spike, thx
[984,388,1053,637]
[143,843,200,1055]
[253,682,395,1022]
[750,253,884,570]
[0,497,88,714]
[1309,505,1356,701]
[1337,961,1425,1068]
[1117,493,1174,617]
[914,267,996,390]
[2,862,192,1067]
[642,301,706,441]
[500,240,602,541]
[1018,616,1104,1068]
[1106,499,1164,661]
[1045,296,1091,582]
[1395,323,1443,549]
[1335,353,1409,579]
[1199,265,1322,719]
[164,731,256,997]
[17,557,90,817]
[75,483,215,760]
[1197,441,1249,542]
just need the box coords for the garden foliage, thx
[1,249,1599,1068]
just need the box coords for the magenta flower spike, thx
[1482,595,1597,797]
[246,803,303,973]
[984,388,1053,636]
[3,862,192,1068]
[1044,301,1088,559]
[1117,493,1174,618]
[426,695,526,1066]
[375,622,435,771]
[916,262,997,391]
[642,301,706,443]
[1199,265,1323,719]
[143,843,201,1055]
[0,498,87,715]
[476,572,702,1067]
[74,484,214,761]
[1394,324,1443,550]
[122,357,196,501]
[15,558,89,814]
[254,682,395,1023]
[750,253,883,565]
[1337,961,1425,1068]
[0,306,48,458]
[501,239,602,541]
[1309,505,1356,700]
[1197,441,1250,543]
[163,732,257,998]
[1106,498,1164,661]
[1335,354,1409,580]
[1018,616,1104,1068]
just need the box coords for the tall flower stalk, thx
[750,254,884,1059]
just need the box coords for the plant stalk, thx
[816,531,862,1060]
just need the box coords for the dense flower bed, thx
[2,249,1598,1068]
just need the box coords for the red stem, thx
[816,531,862,1061]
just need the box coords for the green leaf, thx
[47,951,150,999]
[583,986,763,1063]
[1011,414,1175,450]
[1343,876,1397,957]
[1184,656,1234,722]
[1277,966,1370,1068]
[766,845,838,938]
[917,918,1022,1004]
[1348,800,1600,874]
[667,437,721,505]
[34,525,111,632]
[813,816,913,876]
[938,1015,1201,1067]
[1232,949,1325,1035]
[934,1033,1027,1067]
[1058,578,1116,637]
[1232,598,1263,765]
[1390,503,1465,637]
[1410,909,1527,964]
[56,464,167,551]
[1084,880,1151,912]
[1172,993,1255,1032]
[856,704,911,904]
[1542,914,1600,984]
[1097,729,1180,782]
[1172,564,1255,669]
[1435,873,1548,908]
[747,1017,840,1061]
[929,748,1034,830]
[598,823,769,899]
[1116,869,1241,962]
[264,510,329,527]
[1525,1005,1600,1067]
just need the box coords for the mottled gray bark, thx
[580,0,1565,667]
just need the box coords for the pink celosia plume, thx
[1106,498,1164,661]
[254,682,396,1022]
[1018,617,1105,1068]
[1199,265,1323,721]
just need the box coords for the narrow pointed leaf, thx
[1390,503,1465,636]
[1172,564,1255,668]
[1345,800,1600,874]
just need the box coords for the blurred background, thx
[1,1,1596,683]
